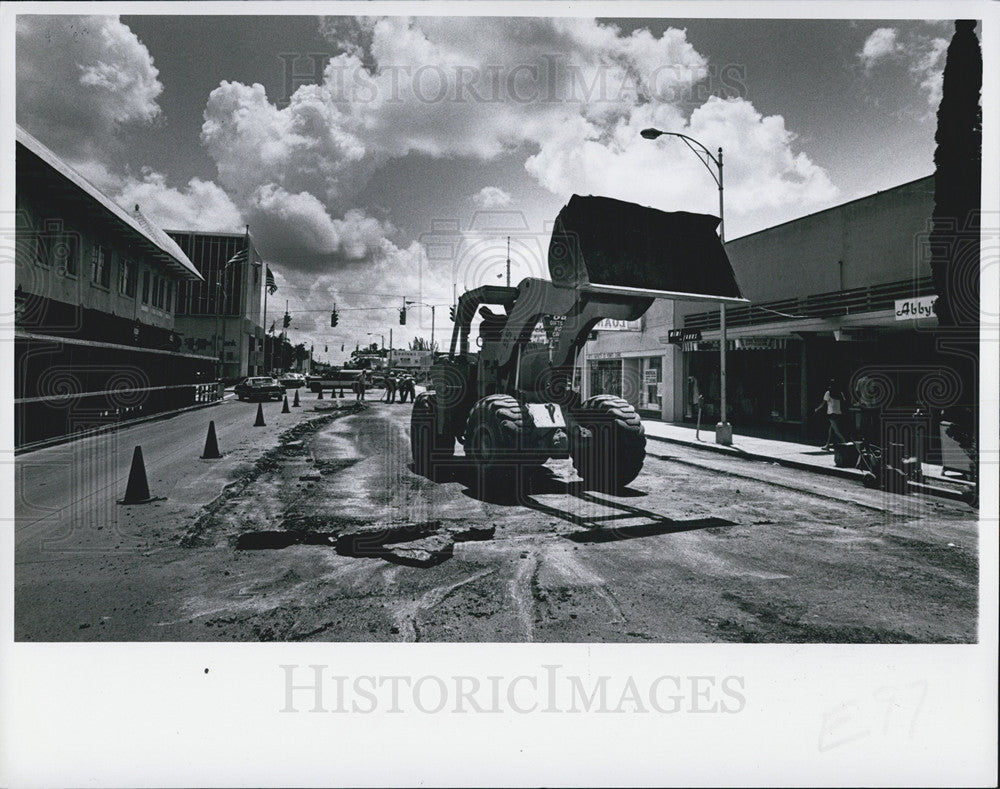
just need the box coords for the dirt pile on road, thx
[181,403,365,547]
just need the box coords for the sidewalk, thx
[643,420,975,503]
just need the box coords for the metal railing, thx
[683,276,935,332]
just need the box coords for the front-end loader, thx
[410,194,745,491]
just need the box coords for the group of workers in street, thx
[337,369,418,403]
[382,371,416,403]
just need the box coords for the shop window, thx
[640,357,663,412]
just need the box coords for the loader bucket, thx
[548,194,743,302]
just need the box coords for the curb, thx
[14,395,228,456]
[646,433,974,505]
[646,433,861,481]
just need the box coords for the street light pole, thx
[641,128,731,445]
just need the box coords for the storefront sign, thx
[391,350,433,367]
[594,318,641,332]
[667,328,702,344]
[587,352,621,360]
[894,295,937,320]
[644,369,659,384]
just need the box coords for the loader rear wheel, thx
[411,392,454,477]
[571,395,646,492]
[465,395,524,471]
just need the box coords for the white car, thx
[279,372,306,388]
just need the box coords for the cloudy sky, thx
[15,12,961,360]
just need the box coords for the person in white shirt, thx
[814,378,849,450]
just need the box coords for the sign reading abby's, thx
[894,295,937,321]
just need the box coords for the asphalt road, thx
[14,394,978,642]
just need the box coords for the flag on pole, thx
[265,266,277,295]
[226,248,248,266]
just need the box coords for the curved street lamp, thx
[641,127,732,445]
[405,300,440,352]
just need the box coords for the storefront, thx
[588,355,622,398]
[683,338,804,439]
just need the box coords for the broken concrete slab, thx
[448,524,496,542]
[382,534,454,568]
[335,520,442,558]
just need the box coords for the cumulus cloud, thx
[859,27,902,70]
[16,15,163,158]
[911,36,948,106]
[244,185,390,267]
[858,25,949,107]
[114,171,244,233]
[200,16,833,265]
[473,187,513,208]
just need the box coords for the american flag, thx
[265,266,277,295]
[226,247,248,266]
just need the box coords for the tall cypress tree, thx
[929,20,980,487]
[930,20,981,328]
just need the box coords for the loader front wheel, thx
[465,395,524,471]
[411,392,454,477]
[571,395,646,492]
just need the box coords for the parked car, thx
[234,376,284,401]
[279,372,306,388]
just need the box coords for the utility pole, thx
[506,236,511,287]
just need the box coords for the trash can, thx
[833,442,859,468]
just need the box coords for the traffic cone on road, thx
[282,395,290,413]
[254,402,266,427]
[317,387,324,400]
[201,420,222,459]
[119,446,154,504]
[292,389,301,407]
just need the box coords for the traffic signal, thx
[449,304,456,322]
[330,309,338,327]
[282,312,291,328]
[399,308,406,325]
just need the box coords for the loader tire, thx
[465,395,525,471]
[411,392,454,477]
[571,395,646,492]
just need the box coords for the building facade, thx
[166,230,265,382]
[14,126,216,448]
[583,176,963,448]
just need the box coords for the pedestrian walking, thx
[384,372,397,403]
[356,371,367,402]
[815,378,849,450]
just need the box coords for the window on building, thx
[151,275,162,309]
[141,269,151,304]
[35,232,80,276]
[60,233,79,277]
[90,245,110,288]
[119,259,138,297]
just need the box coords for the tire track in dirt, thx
[391,568,496,642]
